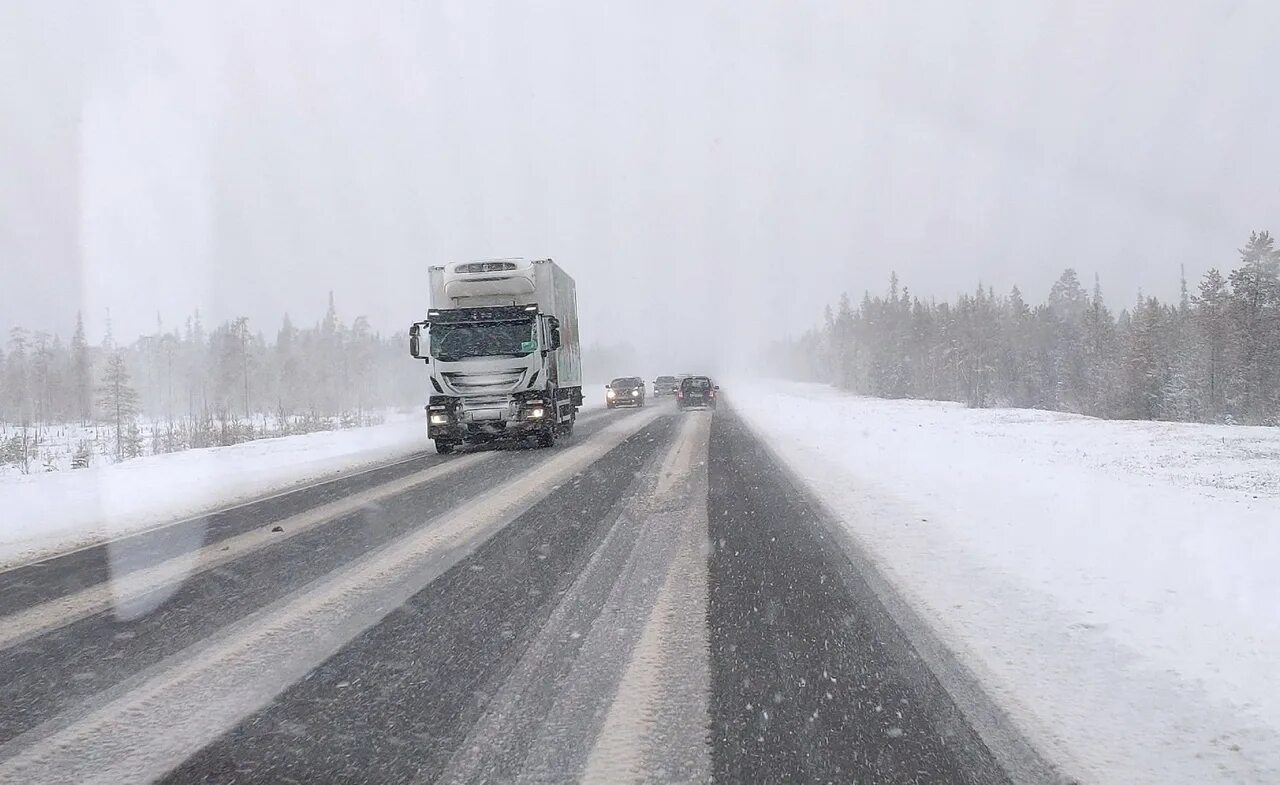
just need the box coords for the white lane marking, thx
[438,413,704,785]
[580,414,712,785]
[0,408,665,785]
[580,542,683,783]
[0,453,490,651]
[652,412,702,500]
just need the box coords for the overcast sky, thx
[3,0,1279,372]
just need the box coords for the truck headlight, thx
[606,389,616,399]
[631,390,639,397]
[528,407,545,419]
[429,414,450,425]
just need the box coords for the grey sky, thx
[3,0,1278,372]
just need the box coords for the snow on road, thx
[0,398,612,569]
[0,414,429,568]
[731,380,1280,785]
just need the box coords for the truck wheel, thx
[434,439,457,455]
[536,425,556,448]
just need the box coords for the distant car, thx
[653,375,679,396]
[676,376,718,410]
[606,376,646,408]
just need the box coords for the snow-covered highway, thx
[0,399,1047,785]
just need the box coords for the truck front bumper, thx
[426,396,552,441]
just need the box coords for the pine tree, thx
[1192,269,1233,420]
[1080,276,1118,417]
[96,350,140,461]
[185,309,208,418]
[318,292,344,416]
[70,312,92,423]
[1162,267,1197,421]
[1227,231,1280,423]
[231,317,252,419]
[4,328,31,425]
[276,314,301,424]
[350,316,376,418]
[30,334,51,422]
[1048,269,1088,324]
[833,293,855,389]
[159,332,179,425]
[121,420,145,459]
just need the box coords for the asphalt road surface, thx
[0,399,1055,785]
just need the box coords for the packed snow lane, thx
[730,380,1280,785]
[0,399,1039,785]
[706,409,1030,785]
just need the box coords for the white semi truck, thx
[408,258,583,454]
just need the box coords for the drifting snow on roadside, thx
[0,413,429,568]
[730,380,1280,785]
[0,411,396,478]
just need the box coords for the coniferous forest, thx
[775,231,1280,426]
[0,293,423,471]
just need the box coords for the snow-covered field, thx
[731,380,1280,785]
[0,398,610,568]
[0,411,396,478]
[0,413,429,568]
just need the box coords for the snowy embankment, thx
[731,380,1280,785]
[0,414,430,568]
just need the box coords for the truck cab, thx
[409,258,582,453]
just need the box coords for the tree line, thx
[775,230,1280,426]
[1,294,425,469]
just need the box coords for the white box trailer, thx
[409,258,583,453]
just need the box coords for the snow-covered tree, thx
[792,230,1280,427]
[70,313,93,423]
[96,350,140,461]
[3,328,31,425]
[1228,231,1280,423]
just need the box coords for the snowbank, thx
[0,414,430,567]
[0,398,611,569]
[730,380,1280,785]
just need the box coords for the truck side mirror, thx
[545,316,561,350]
[408,322,428,360]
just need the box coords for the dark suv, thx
[676,376,717,410]
[606,377,646,408]
[653,375,679,396]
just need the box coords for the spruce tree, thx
[4,328,31,425]
[1228,231,1280,422]
[96,351,140,461]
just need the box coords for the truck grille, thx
[442,370,525,396]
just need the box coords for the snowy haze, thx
[3,0,1279,373]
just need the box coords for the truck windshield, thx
[430,320,536,361]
